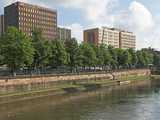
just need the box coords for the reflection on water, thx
[0,80,160,120]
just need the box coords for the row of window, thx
[21,27,56,32]
[20,22,55,27]
[121,39,135,42]
[19,6,55,16]
[19,13,56,20]
[121,35,135,38]
[19,18,56,24]
[19,20,56,26]
[19,22,56,28]
[122,45,135,48]
[19,24,56,31]
[121,42,136,45]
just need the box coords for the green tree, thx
[95,44,105,67]
[103,47,112,69]
[95,44,112,70]
[0,27,34,75]
[32,29,52,69]
[141,48,156,67]
[142,49,154,65]
[116,48,124,68]
[49,40,68,68]
[65,38,82,72]
[128,48,138,68]
[0,36,4,65]
[80,43,97,70]
[108,45,118,69]
[112,48,132,69]
[122,50,132,68]
[153,52,160,66]
[136,50,147,67]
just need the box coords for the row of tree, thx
[0,27,160,75]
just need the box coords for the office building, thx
[4,2,57,40]
[84,27,136,49]
[58,27,71,41]
[84,27,120,48]
[119,31,136,49]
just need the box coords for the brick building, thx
[4,2,57,40]
[84,27,136,49]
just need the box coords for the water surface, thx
[0,80,160,120]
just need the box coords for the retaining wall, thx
[0,69,150,94]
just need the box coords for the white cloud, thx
[59,23,84,43]
[125,1,155,49]
[69,23,83,43]
[129,1,154,32]
[129,1,160,50]
[53,0,118,25]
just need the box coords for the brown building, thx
[0,15,4,36]
[58,27,71,41]
[4,2,57,40]
[84,27,136,49]
[84,28,99,45]
[84,27,120,48]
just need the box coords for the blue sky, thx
[1,0,160,49]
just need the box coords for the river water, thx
[0,80,160,120]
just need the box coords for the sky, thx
[1,0,160,50]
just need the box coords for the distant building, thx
[58,27,71,41]
[119,31,136,49]
[4,2,57,40]
[84,27,136,49]
[84,27,120,48]
[0,15,4,36]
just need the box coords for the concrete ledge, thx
[0,69,150,87]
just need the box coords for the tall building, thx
[4,2,57,40]
[84,27,136,49]
[84,28,99,45]
[0,15,4,36]
[84,27,120,48]
[58,27,71,41]
[119,31,136,49]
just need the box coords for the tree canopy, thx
[0,26,159,75]
[0,27,34,75]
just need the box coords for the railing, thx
[0,67,149,80]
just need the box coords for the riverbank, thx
[0,69,151,104]
[151,75,160,80]
[0,77,154,120]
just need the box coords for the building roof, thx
[84,26,134,34]
[5,1,57,13]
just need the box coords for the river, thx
[0,80,160,120]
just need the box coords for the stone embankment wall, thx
[0,69,150,94]
[0,69,150,86]
[112,69,150,78]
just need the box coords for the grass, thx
[119,75,150,81]
[0,75,150,98]
[0,83,85,98]
[151,75,160,80]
